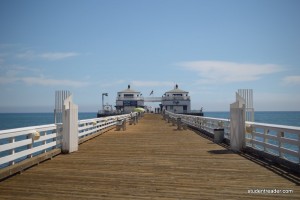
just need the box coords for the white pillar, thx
[62,95,78,153]
[230,93,246,151]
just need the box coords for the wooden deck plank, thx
[0,114,299,199]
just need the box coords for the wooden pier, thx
[0,114,299,199]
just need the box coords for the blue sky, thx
[0,0,300,112]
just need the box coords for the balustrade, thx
[164,110,300,164]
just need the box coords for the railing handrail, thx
[0,124,57,135]
[78,116,116,124]
[162,96,190,100]
[164,110,300,165]
[246,121,300,132]
[0,112,138,171]
[165,110,300,135]
[116,97,144,100]
[0,124,59,168]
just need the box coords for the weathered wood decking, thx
[0,114,299,199]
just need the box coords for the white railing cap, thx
[0,124,56,135]
[246,121,300,132]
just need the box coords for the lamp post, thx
[102,93,108,111]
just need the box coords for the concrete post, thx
[177,118,182,130]
[116,119,122,131]
[129,113,136,125]
[123,119,127,131]
[230,93,246,151]
[62,95,78,154]
[172,118,176,126]
[164,114,167,121]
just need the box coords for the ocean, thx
[0,112,97,131]
[204,111,300,127]
[0,111,299,131]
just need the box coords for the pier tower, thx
[161,84,191,114]
[116,85,144,113]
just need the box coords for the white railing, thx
[166,111,230,138]
[162,96,190,101]
[78,114,133,139]
[165,110,300,164]
[0,112,137,170]
[116,97,144,101]
[0,124,60,169]
[144,97,163,102]
[245,122,300,163]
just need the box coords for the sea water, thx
[0,112,97,130]
[0,112,299,131]
[204,111,300,127]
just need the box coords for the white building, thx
[116,85,144,113]
[161,84,191,114]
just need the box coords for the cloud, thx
[282,76,300,85]
[0,53,8,63]
[131,80,174,87]
[0,75,89,87]
[0,65,41,78]
[39,52,79,60]
[0,63,87,87]
[16,51,79,61]
[178,61,283,84]
[16,50,36,60]
[21,77,89,87]
[0,77,19,84]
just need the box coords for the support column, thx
[167,116,171,123]
[230,93,246,151]
[172,118,176,126]
[62,95,78,153]
[177,118,182,130]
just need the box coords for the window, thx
[124,94,134,98]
